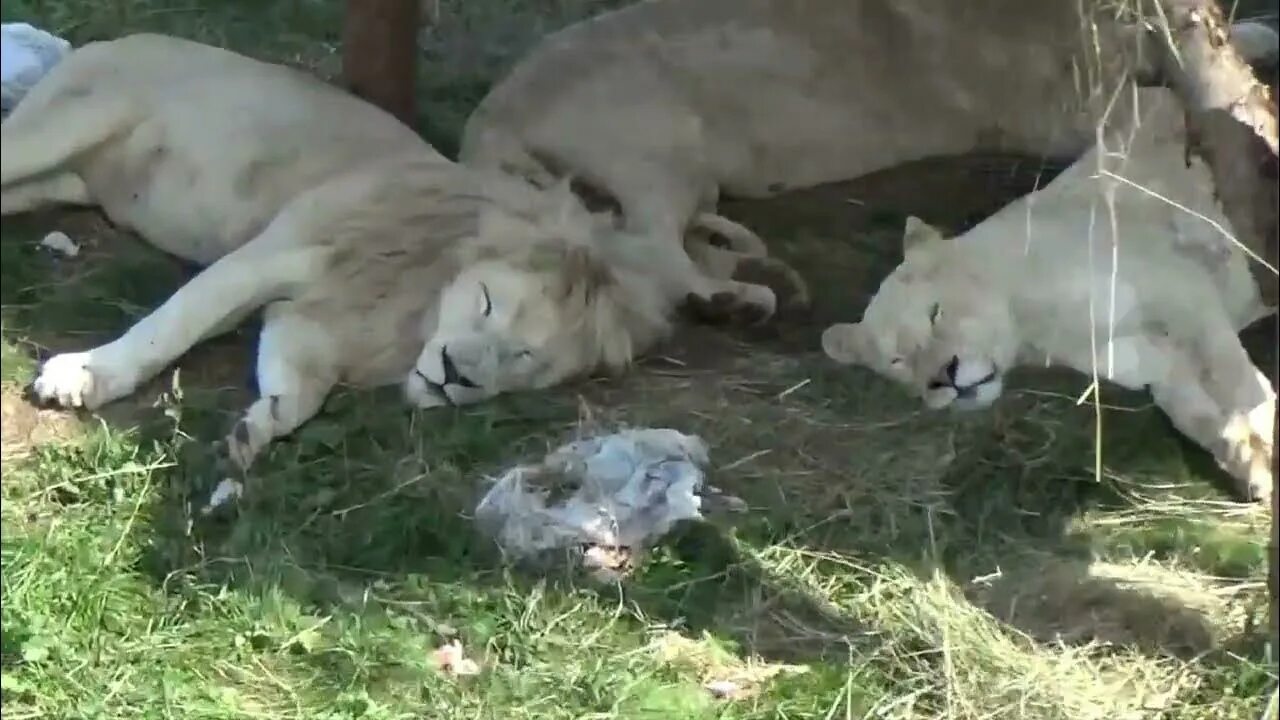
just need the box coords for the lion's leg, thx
[220,304,338,475]
[1199,355,1274,504]
[0,94,133,187]
[1167,313,1274,502]
[611,173,780,325]
[687,204,812,317]
[1,173,92,215]
[1148,340,1273,503]
[684,239,812,316]
[28,239,324,410]
[689,213,768,258]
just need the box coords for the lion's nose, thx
[440,346,478,388]
[928,355,961,391]
[943,356,959,383]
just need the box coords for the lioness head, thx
[821,217,1018,411]
[404,192,669,408]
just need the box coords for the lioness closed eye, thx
[823,86,1276,503]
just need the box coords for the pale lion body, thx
[460,0,1178,302]
[1,34,703,482]
[461,0,1276,319]
[822,87,1276,502]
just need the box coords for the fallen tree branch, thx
[1153,0,1278,303]
[1146,0,1278,641]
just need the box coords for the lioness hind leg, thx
[220,304,338,478]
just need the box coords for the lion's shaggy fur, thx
[1,34,674,480]
[822,86,1275,502]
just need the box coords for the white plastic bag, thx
[474,428,745,579]
[2,22,72,116]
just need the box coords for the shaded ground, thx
[1,2,1276,719]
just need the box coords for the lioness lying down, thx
[460,0,1276,315]
[0,34,761,481]
[822,86,1276,503]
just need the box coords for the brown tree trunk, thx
[1149,0,1278,638]
[342,0,420,127]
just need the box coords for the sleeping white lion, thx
[821,86,1276,503]
[460,0,1280,316]
[0,34,747,482]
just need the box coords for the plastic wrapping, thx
[2,23,72,117]
[474,428,743,578]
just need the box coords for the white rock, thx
[473,428,735,576]
[201,478,243,515]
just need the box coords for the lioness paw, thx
[1218,415,1273,503]
[1233,441,1272,504]
[28,352,107,409]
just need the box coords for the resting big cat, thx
[461,0,1277,311]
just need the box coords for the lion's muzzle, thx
[924,355,1002,410]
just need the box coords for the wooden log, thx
[342,0,420,127]
[1153,0,1278,304]
[1148,0,1278,639]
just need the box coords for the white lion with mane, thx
[822,86,1276,503]
[0,34,756,479]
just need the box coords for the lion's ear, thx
[902,216,945,257]
[821,322,865,365]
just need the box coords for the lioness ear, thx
[821,322,864,365]
[902,216,945,256]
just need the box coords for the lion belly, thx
[80,124,286,265]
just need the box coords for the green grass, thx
[1,1,1277,718]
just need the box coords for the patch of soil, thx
[1,387,82,463]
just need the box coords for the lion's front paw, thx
[682,284,776,326]
[731,256,812,318]
[27,352,116,410]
